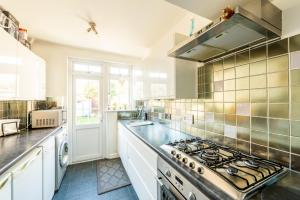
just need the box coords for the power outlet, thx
[184,114,194,125]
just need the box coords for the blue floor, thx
[53,161,139,200]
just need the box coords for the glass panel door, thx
[75,78,100,125]
[72,74,103,162]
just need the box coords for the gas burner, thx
[226,166,238,175]
[201,149,219,160]
[244,159,260,168]
[190,141,203,146]
[175,143,192,153]
[160,136,287,197]
[176,143,189,151]
[190,141,205,149]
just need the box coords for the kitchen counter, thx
[119,120,300,200]
[0,126,62,175]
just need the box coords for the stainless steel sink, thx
[127,120,154,127]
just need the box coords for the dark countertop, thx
[0,126,62,175]
[119,120,300,200]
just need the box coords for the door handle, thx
[0,175,10,190]
[14,149,42,175]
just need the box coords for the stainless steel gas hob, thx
[158,138,288,200]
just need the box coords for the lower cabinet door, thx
[118,126,128,171]
[118,123,158,200]
[42,137,55,200]
[127,144,157,200]
[0,173,12,200]
[127,156,154,200]
[12,148,43,200]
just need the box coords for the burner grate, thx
[163,137,286,193]
[170,138,213,153]
[214,156,284,191]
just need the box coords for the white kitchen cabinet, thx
[0,173,12,200]
[17,42,46,100]
[127,143,157,200]
[40,137,55,200]
[36,57,46,100]
[118,123,128,170]
[12,148,43,200]
[0,28,46,100]
[17,43,37,100]
[0,28,18,100]
[105,111,119,159]
[117,122,157,200]
[140,32,198,100]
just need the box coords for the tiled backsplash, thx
[0,100,58,129]
[143,34,300,172]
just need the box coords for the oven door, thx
[157,171,185,200]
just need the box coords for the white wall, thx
[282,3,300,38]
[32,40,143,163]
[31,40,142,100]
[142,13,209,96]
[147,13,210,58]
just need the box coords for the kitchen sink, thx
[127,120,154,127]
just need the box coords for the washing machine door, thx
[59,141,69,168]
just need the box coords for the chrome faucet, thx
[137,105,145,120]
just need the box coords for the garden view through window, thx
[75,79,100,125]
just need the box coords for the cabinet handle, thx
[15,149,42,174]
[0,175,10,190]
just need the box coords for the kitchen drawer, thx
[127,153,156,200]
[125,128,158,174]
[127,143,157,199]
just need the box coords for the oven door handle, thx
[156,176,164,186]
[156,176,164,200]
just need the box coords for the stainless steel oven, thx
[157,156,209,200]
[157,170,185,200]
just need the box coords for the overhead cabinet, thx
[0,28,46,100]
[0,27,18,99]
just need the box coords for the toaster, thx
[31,109,66,128]
[0,119,20,137]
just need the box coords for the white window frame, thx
[107,64,133,110]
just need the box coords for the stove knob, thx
[182,157,188,164]
[176,154,181,159]
[197,167,204,174]
[171,150,176,156]
[188,192,197,200]
[166,170,171,177]
[189,162,195,169]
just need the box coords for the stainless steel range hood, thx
[168,0,282,62]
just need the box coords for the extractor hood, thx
[168,0,282,62]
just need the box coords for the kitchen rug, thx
[96,158,131,194]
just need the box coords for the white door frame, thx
[67,58,107,164]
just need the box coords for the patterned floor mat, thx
[96,158,131,194]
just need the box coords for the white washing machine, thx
[55,125,69,191]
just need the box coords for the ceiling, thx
[0,0,188,58]
[2,0,299,58]
[165,0,251,20]
[166,0,300,20]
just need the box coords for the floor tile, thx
[53,160,138,200]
